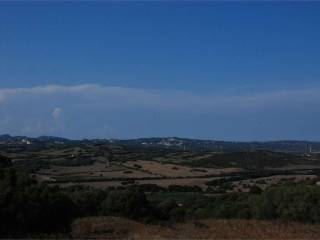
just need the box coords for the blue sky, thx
[0,2,320,140]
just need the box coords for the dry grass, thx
[124,160,241,177]
[72,216,320,239]
[37,161,158,182]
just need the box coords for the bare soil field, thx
[72,216,320,239]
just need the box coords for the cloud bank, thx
[0,84,319,140]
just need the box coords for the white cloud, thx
[0,84,320,139]
[0,84,319,111]
[52,107,63,122]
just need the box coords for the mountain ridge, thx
[0,134,319,153]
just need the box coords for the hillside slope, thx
[72,217,320,239]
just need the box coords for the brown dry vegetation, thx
[124,160,241,177]
[38,162,156,179]
[72,216,320,239]
[38,162,116,175]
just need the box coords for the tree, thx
[249,185,262,194]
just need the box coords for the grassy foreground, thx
[72,216,320,239]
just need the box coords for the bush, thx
[167,185,203,193]
[0,169,77,237]
[249,185,262,194]
[251,183,320,223]
[99,189,158,222]
[164,182,320,224]
[65,186,108,216]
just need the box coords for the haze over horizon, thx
[1,2,320,141]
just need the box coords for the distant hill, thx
[114,137,320,153]
[0,134,319,153]
[0,135,71,146]
[183,150,303,169]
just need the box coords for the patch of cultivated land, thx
[59,176,221,190]
[36,161,158,181]
[6,143,320,192]
[72,216,320,239]
[40,169,156,180]
[136,177,220,188]
[39,158,319,192]
[124,160,241,177]
[36,147,83,156]
[38,162,119,175]
[38,157,243,188]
